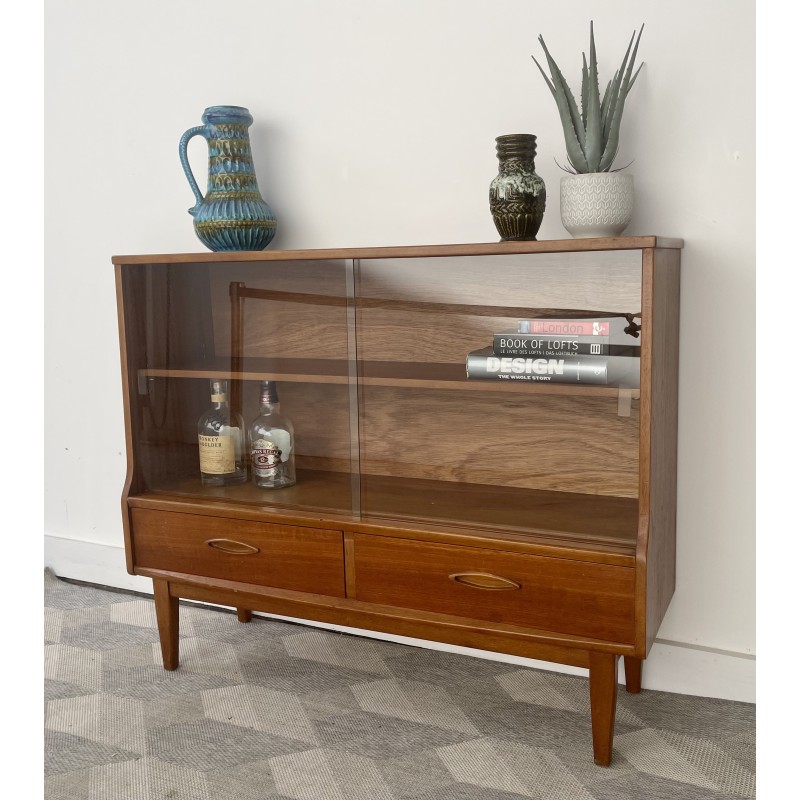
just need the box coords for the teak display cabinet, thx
[114,237,682,765]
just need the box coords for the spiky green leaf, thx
[581,53,589,130]
[599,24,644,171]
[583,21,603,171]
[535,36,586,152]
[602,26,643,150]
[602,69,622,145]
[626,62,644,95]
[599,77,613,130]
[531,54,558,100]
[602,27,636,146]
[534,37,589,170]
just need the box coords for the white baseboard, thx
[44,534,755,703]
[45,534,154,594]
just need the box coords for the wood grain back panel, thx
[241,380,353,474]
[135,378,354,493]
[356,251,643,363]
[359,385,639,496]
[208,260,350,361]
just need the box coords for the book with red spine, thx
[518,317,636,337]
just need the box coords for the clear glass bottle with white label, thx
[247,381,296,489]
[197,379,247,486]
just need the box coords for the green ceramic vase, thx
[489,134,546,241]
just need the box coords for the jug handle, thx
[179,125,206,216]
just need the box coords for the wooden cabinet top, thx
[112,236,684,265]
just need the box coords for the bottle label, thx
[251,438,282,477]
[210,393,226,403]
[199,434,235,474]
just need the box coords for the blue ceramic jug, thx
[179,106,277,251]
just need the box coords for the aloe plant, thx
[533,22,644,173]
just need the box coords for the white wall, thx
[44,0,755,701]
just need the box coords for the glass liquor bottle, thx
[248,380,296,489]
[197,379,247,486]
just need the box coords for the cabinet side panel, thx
[115,265,138,573]
[641,249,680,653]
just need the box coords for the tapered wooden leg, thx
[589,652,620,766]
[623,656,642,693]
[153,579,179,670]
[236,608,253,623]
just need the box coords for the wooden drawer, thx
[351,534,635,642]
[131,508,345,597]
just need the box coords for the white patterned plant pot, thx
[560,172,634,238]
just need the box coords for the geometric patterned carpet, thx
[44,569,755,799]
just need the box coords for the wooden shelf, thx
[139,468,356,517]
[112,236,684,265]
[132,469,638,556]
[360,473,638,549]
[140,358,349,385]
[138,358,640,398]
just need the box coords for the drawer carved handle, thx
[205,538,260,555]
[449,572,521,591]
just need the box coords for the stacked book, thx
[465,317,641,387]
